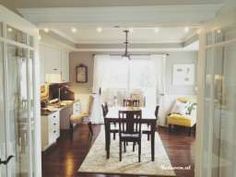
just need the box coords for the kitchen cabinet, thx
[41,111,60,151]
[44,46,61,75]
[39,44,70,84]
[61,50,69,82]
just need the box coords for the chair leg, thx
[188,127,192,136]
[88,122,93,136]
[113,132,116,140]
[138,141,141,162]
[168,124,172,133]
[119,141,122,161]
[147,134,150,141]
[124,141,126,152]
[133,142,135,152]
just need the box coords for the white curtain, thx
[93,54,166,125]
[150,55,167,126]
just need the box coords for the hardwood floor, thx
[42,125,195,177]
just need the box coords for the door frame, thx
[0,5,41,177]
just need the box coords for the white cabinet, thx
[39,43,70,84]
[44,46,61,75]
[61,50,69,82]
[41,111,60,151]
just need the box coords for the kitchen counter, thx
[41,99,80,116]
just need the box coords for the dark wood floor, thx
[42,125,195,177]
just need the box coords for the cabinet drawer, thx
[49,128,60,139]
[48,111,59,120]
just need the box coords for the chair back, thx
[155,105,160,119]
[123,99,131,107]
[118,110,142,135]
[101,104,107,117]
[123,99,140,107]
[132,100,140,107]
[104,102,109,114]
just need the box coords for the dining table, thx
[104,106,157,161]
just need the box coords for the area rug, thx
[78,128,176,176]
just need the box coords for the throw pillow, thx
[171,100,187,115]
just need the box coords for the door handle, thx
[0,155,14,165]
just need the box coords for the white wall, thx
[166,51,198,95]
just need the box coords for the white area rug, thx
[78,129,176,176]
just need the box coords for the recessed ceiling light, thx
[71,27,77,33]
[128,28,134,33]
[154,27,159,33]
[217,29,221,34]
[43,28,49,33]
[184,27,190,33]
[96,27,103,33]
[7,27,13,32]
[38,35,42,40]
[196,29,201,34]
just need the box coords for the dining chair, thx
[132,99,140,107]
[142,105,160,140]
[118,110,142,162]
[102,103,118,140]
[123,99,132,107]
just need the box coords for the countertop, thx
[41,99,80,116]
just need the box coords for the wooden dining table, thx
[104,106,157,161]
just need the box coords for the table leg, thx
[151,122,155,161]
[105,121,110,159]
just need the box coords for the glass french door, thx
[203,25,236,177]
[0,43,36,177]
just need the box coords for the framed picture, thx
[173,64,195,85]
[76,64,88,83]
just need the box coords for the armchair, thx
[167,97,197,136]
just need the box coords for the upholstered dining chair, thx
[142,105,160,140]
[70,95,94,136]
[118,110,142,162]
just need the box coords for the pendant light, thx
[122,30,130,60]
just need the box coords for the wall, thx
[69,52,94,93]
[166,51,198,95]
[69,51,198,96]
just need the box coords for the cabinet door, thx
[44,46,61,74]
[39,45,46,84]
[61,50,69,82]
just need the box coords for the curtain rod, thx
[92,53,169,56]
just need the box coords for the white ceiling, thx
[47,26,198,44]
[14,0,226,8]
[18,3,225,51]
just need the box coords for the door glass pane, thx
[0,23,3,37]
[0,42,7,177]
[29,50,35,177]
[204,25,236,177]
[7,45,30,177]
[219,42,236,177]
[7,25,27,45]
